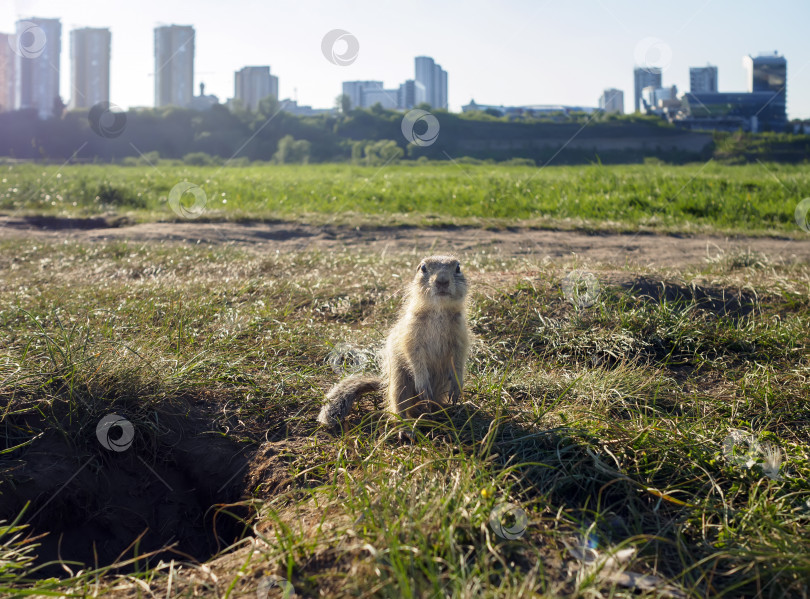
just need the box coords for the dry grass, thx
[1,240,808,598]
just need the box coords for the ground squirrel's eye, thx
[455,264,461,273]
[420,264,427,273]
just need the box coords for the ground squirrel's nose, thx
[435,276,450,290]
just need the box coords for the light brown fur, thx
[317,255,469,427]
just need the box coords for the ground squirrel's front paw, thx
[416,382,435,404]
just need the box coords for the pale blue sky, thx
[4,0,810,118]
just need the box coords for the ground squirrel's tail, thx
[317,375,382,427]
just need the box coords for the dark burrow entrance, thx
[1,406,255,578]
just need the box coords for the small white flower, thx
[759,443,783,480]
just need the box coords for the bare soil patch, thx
[1,216,808,267]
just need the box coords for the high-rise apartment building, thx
[437,67,447,110]
[14,17,61,118]
[689,65,718,93]
[0,33,14,111]
[397,79,425,110]
[415,56,447,109]
[70,27,110,109]
[234,66,278,111]
[633,66,661,112]
[744,52,786,94]
[743,52,786,121]
[598,88,624,114]
[154,25,194,108]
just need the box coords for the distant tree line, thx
[0,97,806,165]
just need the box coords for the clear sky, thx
[4,0,810,119]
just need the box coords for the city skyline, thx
[341,57,448,111]
[1,0,809,119]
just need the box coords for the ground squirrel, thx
[318,255,470,427]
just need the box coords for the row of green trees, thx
[177,138,405,166]
[0,96,805,164]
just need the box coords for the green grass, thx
[2,161,809,234]
[1,240,808,597]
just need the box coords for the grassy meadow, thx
[1,161,809,598]
[1,160,809,233]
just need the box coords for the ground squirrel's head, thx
[412,255,467,305]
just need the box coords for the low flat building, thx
[342,81,382,109]
[280,99,335,116]
[679,91,786,132]
[462,99,596,117]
